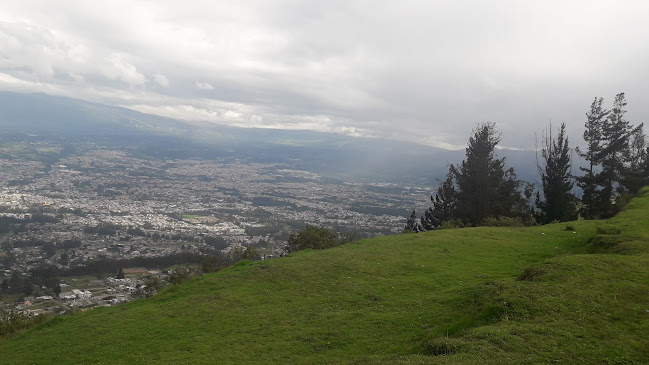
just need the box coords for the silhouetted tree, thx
[535,123,577,223]
[576,97,608,219]
[621,124,647,193]
[404,210,423,233]
[451,122,531,225]
[421,171,457,230]
[598,93,631,214]
[644,146,649,184]
[576,93,644,219]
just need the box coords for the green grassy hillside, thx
[2,189,649,364]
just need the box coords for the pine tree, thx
[451,122,530,225]
[599,93,630,208]
[576,97,608,219]
[535,123,577,223]
[627,125,647,172]
[421,170,457,230]
[420,208,434,231]
[403,210,423,233]
[597,93,644,215]
[621,124,647,193]
[644,146,649,183]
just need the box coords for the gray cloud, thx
[1,0,648,149]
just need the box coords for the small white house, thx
[72,289,92,300]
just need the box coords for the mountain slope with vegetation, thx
[0,91,539,182]
[2,189,649,364]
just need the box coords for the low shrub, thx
[0,311,48,336]
[287,225,359,252]
[438,219,465,230]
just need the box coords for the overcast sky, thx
[1,1,648,149]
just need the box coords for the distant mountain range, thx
[0,91,540,184]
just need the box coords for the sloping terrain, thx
[2,189,649,364]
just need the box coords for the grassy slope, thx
[2,190,649,364]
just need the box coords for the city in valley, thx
[0,140,429,316]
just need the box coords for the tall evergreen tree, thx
[576,93,644,219]
[645,147,649,186]
[627,125,647,172]
[421,170,457,230]
[622,125,647,193]
[403,210,423,233]
[644,146,649,184]
[576,97,608,219]
[535,123,577,223]
[451,122,530,225]
[599,93,631,207]
[597,93,644,215]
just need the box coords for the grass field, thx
[1,189,648,364]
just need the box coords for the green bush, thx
[228,246,260,262]
[287,225,358,252]
[438,219,465,230]
[0,311,48,336]
[615,193,635,212]
[169,266,200,285]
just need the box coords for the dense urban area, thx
[0,138,428,316]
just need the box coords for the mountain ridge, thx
[0,90,539,183]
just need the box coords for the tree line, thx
[405,92,647,232]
